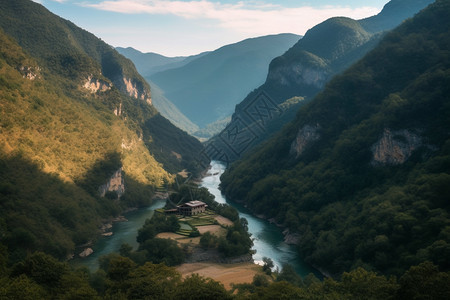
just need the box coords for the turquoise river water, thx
[74,161,318,277]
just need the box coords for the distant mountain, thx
[0,0,206,259]
[148,80,200,134]
[116,47,209,76]
[148,33,301,127]
[117,48,206,134]
[210,0,434,163]
[221,0,449,277]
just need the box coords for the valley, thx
[1,0,449,298]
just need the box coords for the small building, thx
[177,200,207,216]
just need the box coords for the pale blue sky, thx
[35,0,389,56]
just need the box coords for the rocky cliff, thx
[99,168,125,198]
[83,75,112,93]
[371,128,424,166]
[290,124,321,157]
[121,77,152,105]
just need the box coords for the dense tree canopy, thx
[221,0,450,276]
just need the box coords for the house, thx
[177,200,207,216]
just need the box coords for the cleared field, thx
[197,225,226,235]
[214,215,234,226]
[176,262,261,290]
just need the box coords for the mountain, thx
[116,47,209,77]
[116,48,204,134]
[147,80,200,134]
[209,0,435,163]
[0,0,206,260]
[148,33,301,128]
[220,0,449,277]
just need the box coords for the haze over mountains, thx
[120,34,301,134]
[116,47,209,77]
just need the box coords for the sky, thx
[34,0,390,57]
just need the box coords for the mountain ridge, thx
[146,33,301,128]
[209,0,435,163]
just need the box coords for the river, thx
[75,161,317,277]
[71,199,166,271]
[201,160,318,276]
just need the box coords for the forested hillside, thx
[0,0,205,260]
[221,0,450,277]
[210,0,434,163]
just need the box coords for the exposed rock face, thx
[371,128,422,166]
[83,75,111,93]
[99,168,125,198]
[113,102,122,116]
[121,138,137,150]
[122,77,152,105]
[290,124,321,157]
[19,65,40,80]
[79,248,93,258]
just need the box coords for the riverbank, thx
[201,161,322,278]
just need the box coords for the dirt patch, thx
[197,225,226,236]
[215,215,234,226]
[176,262,261,290]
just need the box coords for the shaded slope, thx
[221,0,450,276]
[210,0,434,163]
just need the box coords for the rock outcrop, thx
[83,75,112,93]
[19,65,40,80]
[371,128,422,166]
[122,77,152,105]
[290,124,321,157]
[99,167,125,198]
[113,102,122,116]
[79,248,93,258]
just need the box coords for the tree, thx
[140,238,184,266]
[277,264,304,287]
[125,263,181,299]
[398,261,450,299]
[173,274,232,300]
[262,257,274,275]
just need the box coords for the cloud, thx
[81,0,381,35]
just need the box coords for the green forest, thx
[221,0,450,277]
[1,250,449,299]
